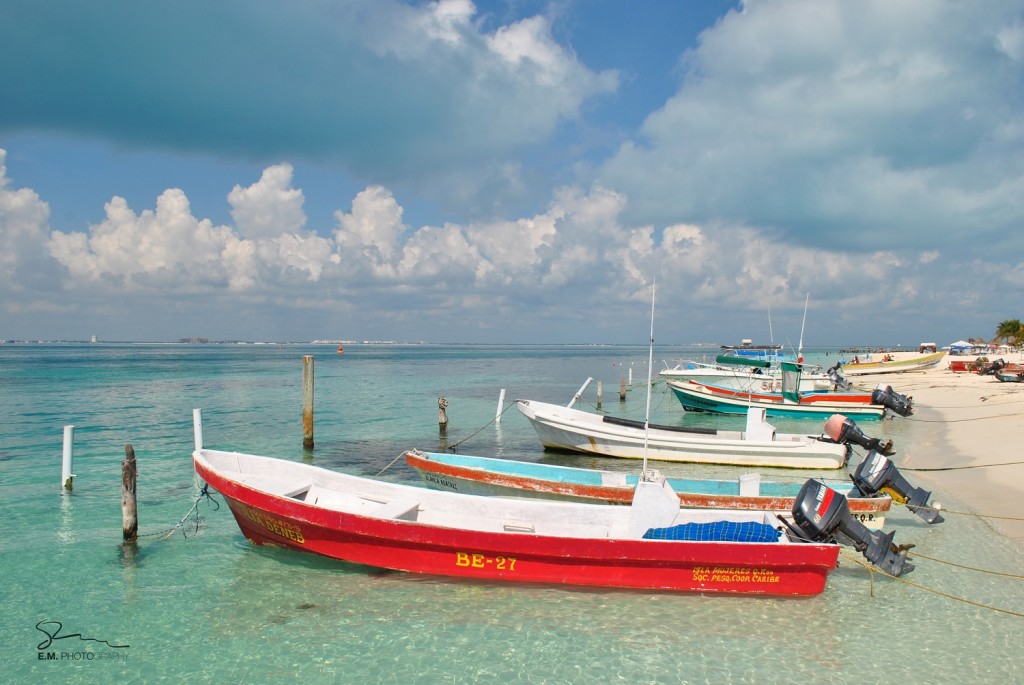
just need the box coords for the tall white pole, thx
[61,425,75,493]
[641,279,656,475]
[798,292,809,364]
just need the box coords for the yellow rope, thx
[839,550,1024,617]
[892,501,1024,521]
[906,552,1024,579]
[903,460,1024,472]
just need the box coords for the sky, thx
[2,0,1023,346]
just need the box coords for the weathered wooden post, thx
[302,355,315,449]
[122,444,138,543]
[438,396,448,434]
[619,376,627,401]
[596,381,603,409]
[61,425,75,492]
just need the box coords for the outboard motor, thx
[823,414,895,456]
[790,480,914,577]
[851,451,944,524]
[871,384,914,417]
[978,358,1005,375]
[826,364,852,391]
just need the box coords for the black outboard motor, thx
[851,451,944,524]
[790,480,914,577]
[823,414,895,456]
[826,364,852,391]
[978,358,1005,375]
[871,384,914,417]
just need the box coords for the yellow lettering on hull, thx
[235,502,305,544]
[455,552,517,571]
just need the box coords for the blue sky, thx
[2,0,1023,345]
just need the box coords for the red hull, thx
[195,453,839,597]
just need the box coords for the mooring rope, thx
[902,460,1024,472]
[138,483,220,540]
[905,551,1024,579]
[904,411,1024,423]
[890,500,1024,521]
[374,451,407,477]
[839,550,1024,617]
[443,401,520,453]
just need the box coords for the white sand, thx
[843,351,1024,545]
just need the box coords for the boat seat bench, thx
[301,485,421,521]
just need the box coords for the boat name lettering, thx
[455,552,517,571]
[235,502,305,544]
[691,566,781,584]
[424,474,458,491]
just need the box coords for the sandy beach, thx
[843,350,1024,547]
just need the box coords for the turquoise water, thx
[1,343,1020,683]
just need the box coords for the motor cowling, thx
[790,479,914,577]
[871,384,914,416]
[823,414,895,456]
[826,365,852,391]
[977,358,1005,375]
[851,451,944,524]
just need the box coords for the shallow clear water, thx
[1,343,1020,683]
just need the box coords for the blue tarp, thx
[643,520,781,543]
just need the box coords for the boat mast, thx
[641,279,656,476]
[797,293,809,364]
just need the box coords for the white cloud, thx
[2,151,1021,343]
[0,149,54,294]
[598,0,1024,253]
[228,164,306,239]
[332,186,407,278]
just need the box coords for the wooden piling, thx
[122,444,138,544]
[620,376,627,401]
[597,381,603,409]
[438,396,449,433]
[302,355,314,449]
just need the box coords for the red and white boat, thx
[194,445,894,597]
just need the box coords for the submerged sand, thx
[842,350,1024,546]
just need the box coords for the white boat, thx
[515,399,873,469]
[659,355,840,393]
[839,351,947,376]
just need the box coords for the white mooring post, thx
[61,425,75,493]
[192,408,203,489]
[496,389,506,422]
[192,408,204,451]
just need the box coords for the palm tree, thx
[996,319,1022,344]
